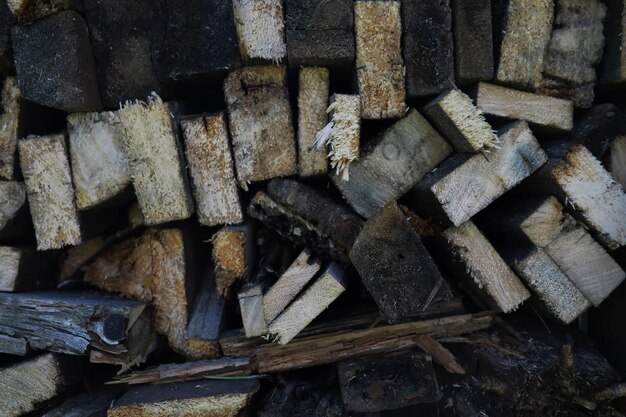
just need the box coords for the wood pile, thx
[0,0,626,415]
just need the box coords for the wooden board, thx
[451,0,493,84]
[0,77,21,180]
[232,0,286,63]
[181,113,242,226]
[475,82,574,132]
[297,67,329,177]
[411,121,547,226]
[437,221,530,312]
[332,109,452,218]
[350,203,452,322]
[354,0,405,119]
[0,246,56,292]
[119,95,194,225]
[267,262,346,344]
[600,0,626,84]
[67,110,131,210]
[224,66,297,189]
[494,0,553,90]
[238,279,267,338]
[186,274,225,360]
[18,134,82,250]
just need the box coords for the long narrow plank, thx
[297,67,329,177]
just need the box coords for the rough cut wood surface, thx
[268,262,346,344]
[411,121,547,226]
[181,113,242,226]
[18,134,82,250]
[67,110,131,210]
[600,0,626,84]
[439,221,530,312]
[476,82,574,132]
[232,0,286,63]
[452,0,493,84]
[0,77,21,180]
[224,65,297,189]
[0,180,25,232]
[495,0,554,90]
[238,279,266,338]
[0,353,75,417]
[510,246,590,324]
[423,88,498,153]
[119,95,193,225]
[263,248,322,325]
[298,67,329,177]
[212,225,248,300]
[332,109,452,218]
[354,1,405,119]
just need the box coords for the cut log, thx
[42,387,124,417]
[181,113,242,226]
[0,180,25,234]
[232,0,286,63]
[534,144,626,250]
[354,1,405,119]
[567,104,626,159]
[422,88,499,153]
[7,0,79,23]
[83,0,164,109]
[494,0,554,90]
[18,134,82,250]
[153,0,241,87]
[322,93,361,178]
[436,220,530,312]
[267,261,346,344]
[0,77,21,180]
[609,134,626,189]
[297,67,329,177]
[475,82,574,132]
[0,353,77,417]
[108,380,259,417]
[212,224,253,299]
[186,274,226,360]
[451,0,494,84]
[337,352,441,412]
[224,66,297,189]
[248,179,364,265]
[0,291,152,361]
[263,248,323,325]
[350,203,452,322]
[84,228,197,353]
[402,0,454,97]
[12,11,102,112]
[600,0,626,84]
[332,109,452,218]
[285,0,354,68]
[67,110,131,210]
[0,246,56,292]
[410,121,547,226]
[535,0,606,108]
[509,246,591,324]
[119,95,194,225]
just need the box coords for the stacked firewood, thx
[0,0,626,415]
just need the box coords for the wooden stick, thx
[0,77,21,180]
[354,1,405,119]
[0,246,56,292]
[232,0,286,63]
[181,113,242,226]
[475,82,574,132]
[119,95,194,225]
[297,67,329,177]
[18,134,82,250]
[415,334,465,375]
[332,109,452,218]
[224,66,297,189]
[67,110,131,210]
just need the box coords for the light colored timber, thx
[476,82,574,132]
[107,379,259,417]
[119,94,194,225]
[439,221,530,312]
[0,353,75,417]
[224,66,297,189]
[238,279,267,338]
[232,0,286,63]
[332,109,452,218]
[18,134,81,250]
[412,121,547,226]
[510,247,591,324]
[263,248,323,325]
[181,113,242,226]
[610,134,626,189]
[496,0,554,90]
[67,110,131,210]
[267,262,346,344]
[422,88,499,153]
[354,0,406,119]
[0,181,25,231]
[212,225,249,299]
[0,77,21,180]
[298,67,329,177]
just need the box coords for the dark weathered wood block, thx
[42,387,124,417]
[599,0,626,85]
[567,103,626,159]
[186,273,227,360]
[12,11,102,112]
[350,203,452,323]
[451,0,493,84]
